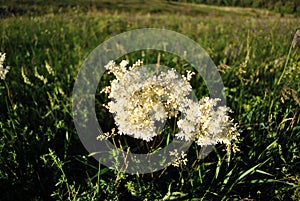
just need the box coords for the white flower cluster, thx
[0,52,10,80]
[176,97,239,146]
[102,60,193,141]
[100,60,239,145]
[169,149,188,167]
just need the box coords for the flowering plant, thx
[99,59,239,148]
[0,52,10,80]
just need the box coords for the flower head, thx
[100,59,239,146]
[169,149,188,167]
[0,52,10,80]
[292,29,300,49]
[102,60,193,141]
[176,97,239,146]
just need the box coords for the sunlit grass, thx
[0,1,299,200]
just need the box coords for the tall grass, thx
[0,2,299,200]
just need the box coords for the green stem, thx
[276,41,293,88]
[4,80,15,110]
[270,37,294,119]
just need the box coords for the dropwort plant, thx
[99,60,239,148]
[0,52,14,109]
[0,52,10,80]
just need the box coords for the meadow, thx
[0,0,299,200]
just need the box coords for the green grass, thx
[0,0,300,200]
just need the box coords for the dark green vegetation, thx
[174,0,300,15]
[0,0,299,200]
